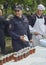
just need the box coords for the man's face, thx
[0,10,3,16]
[37,10,43,15]
[15,10,22,17]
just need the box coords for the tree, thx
[0,0,46,13]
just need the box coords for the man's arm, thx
[8,20,20,40]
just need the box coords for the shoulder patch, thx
[9,24,12,29]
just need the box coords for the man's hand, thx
[34,32,40,35]
[20,36,26,42]
[30,39,33,43]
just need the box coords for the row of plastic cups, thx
[0,53,14,65]
[0,47,36,64]
[0,48,35,64]
[13,47,35,62]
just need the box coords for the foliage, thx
[0,0,46,13]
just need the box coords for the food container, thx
[40,39,46,47]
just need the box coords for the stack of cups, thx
[29,47,35,54]
[0,57,3,65]
[32,47,35,53]
[8,54,12,61]
[6,53,13,62]
[6,54,10,62]
[8,53,13,61]
[29,47,33,54]
[2,56,6,63]
[20,49,24,59]
[13,52,18,62]
[18,50,22,61]
[23,47,28,58]
[10,53,14,61]
[26,47,30,56]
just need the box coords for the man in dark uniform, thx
[29,4,46,46]
[8,5,33,52]
[0,9,6,54]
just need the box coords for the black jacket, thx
[8,15,32,51]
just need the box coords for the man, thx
[29,4,46,46]
[0,9,6,54]
[8,5,33,52]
